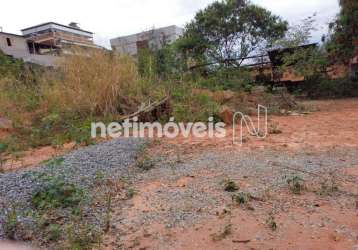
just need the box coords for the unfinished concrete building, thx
[22,22,99,55]
[0,31,55,66]
[0,22,100,66]
[110,25,183,56]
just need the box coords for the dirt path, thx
[103,99,358,250]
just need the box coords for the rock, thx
[0,118,12,130]
[288,111,301,116]
[251,86,267,94]
[0,242,32,250]
[219,106,234,124]
[222,90,235,102]
[213,90,235,104]
[247,107,258,115]
[232,239,251,243]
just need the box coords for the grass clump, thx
[46,224,62,241]
[223,179,239,192]
[211,223,232,241]
[3,206,18,240]
[31,175,84,210]
[31,160,83,212]
[232,192,250,205]
[266,214,278,231]
[317,177,339,196]
[126,187,137,199]
[0,142,8,172]
[136,154,155,171]
[135,142,156,171]
[43,157,64,168]
[287,175,305,194]
[23,172,105,248]
[66,223,102,250]
[268,123,282,134]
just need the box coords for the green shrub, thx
[0,51,23,77]
[47,224,62,241]
[171,84,220,122]
[66,223,102,250]
[43,157,64,168]
[302,76,358,98]
[223,179,239,192]
[232,192,250,205]
[126,188,137,199]
[196,68,253,92]
[136,154,155,171]
[287,175,305,194]
[32,175,84,210]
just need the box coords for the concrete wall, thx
[0,32,56,66]
[110,25,183,56]
[23,54,58,67]
[0,33,30,59]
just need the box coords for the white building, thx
[110,25,184,56]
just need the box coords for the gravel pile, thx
[0,137,144,208]
[1,136,358,245]
[119,147,358,228]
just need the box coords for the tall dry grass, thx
[0,48,224,151]
[41,49,166,117]
[0,49,169,150]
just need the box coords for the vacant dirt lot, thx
[102,99,358,250]
[1,99,357,250]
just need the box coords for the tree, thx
[275,16,328,80]
[281,46,328,80]
[177,0,288,69]
[327,0,358,61]
[274,15,317,48]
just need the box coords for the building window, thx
[6,38,12,47]
[351,63,358,81]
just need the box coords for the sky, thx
[0,0,340,48]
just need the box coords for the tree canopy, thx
[328,0,358,61]
[176,0,288,69]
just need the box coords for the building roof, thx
[0,31,24,38]
[268,43,317,66]
[21,22,93,34]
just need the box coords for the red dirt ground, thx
[3,99,358,171]
[2,99,358,250]
[156,99,358,154]
[103,99,358,250]
[1,143,75,172]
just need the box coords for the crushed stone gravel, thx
[0,138,145,238]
